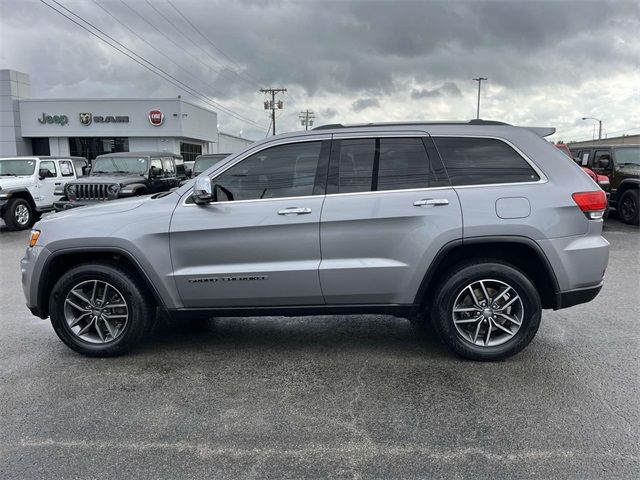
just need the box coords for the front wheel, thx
[431,260,542,361]
[618,189,639,225]
[2,198,34,230]
[49,263,154,357]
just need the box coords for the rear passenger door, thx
[319,133,462,305]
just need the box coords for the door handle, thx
[414,198,449,207]
[54,182,62,186]
[277,207,312,215]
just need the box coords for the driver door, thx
[170,138,330,308]
[35,160,60,208]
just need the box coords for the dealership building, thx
[1,69,253,161]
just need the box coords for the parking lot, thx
[0,218,638,479]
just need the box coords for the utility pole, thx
[582,117,603,141]
[299,109,315,130]
[472,77,487,119]
[260,88,287,136]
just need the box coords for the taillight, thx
[572,191,607,219]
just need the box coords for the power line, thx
[39,0,265,129]
[260,88,287,136]
[143,0,257,89]
[165,0,262,87]
[90,0,264,116]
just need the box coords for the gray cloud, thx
[0,0,638,140]
[411,82,462,99]
[351,98,380,112]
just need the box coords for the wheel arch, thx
[616,179,640,200]
[414,236,560,310]
[37,247,165,318]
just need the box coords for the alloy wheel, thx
[620,194,637,220]
[64,280,129,344]
[452,279,524,347]
[15,204,30,226]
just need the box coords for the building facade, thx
[567,134,640,148]
[1,69,253,161]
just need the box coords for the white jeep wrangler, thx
[0,156,87,230]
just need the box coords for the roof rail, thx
[312,119,510,130]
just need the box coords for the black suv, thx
[54,151,183,211]
[569,144,639,225]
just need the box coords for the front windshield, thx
[614,147,640,166]
[92,156,148,174]
[0,159,37,176]
[194,157,225,175]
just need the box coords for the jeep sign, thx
[38,113,69,126]
[148,110,164,126]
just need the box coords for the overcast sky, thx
[1,0,638,142]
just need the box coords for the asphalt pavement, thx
[1,218,638,479]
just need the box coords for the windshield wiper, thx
[0,173,17,176]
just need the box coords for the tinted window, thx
[39,160,57,177]
[337,138,375,193]
[434,137,540,185]
[59,160,74,177]
[593,150,610,168]
[377,137,446,191]
[214,141,321,201]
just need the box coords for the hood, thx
[0,176,34,191]
[39,195,149,226]
[618,164,640,176]
[72,174,146,185]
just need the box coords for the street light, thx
[582,117,603,141]
[472,77,487,119]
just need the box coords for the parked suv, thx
[0,155,86,230]
[22,121,609,360]
[569,144,639,225]
[54,151,182,211]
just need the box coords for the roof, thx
[96,151,183,158]
[568,144,639,149]
[312,119,510,130]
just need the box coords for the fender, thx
[0,187,36,211]
[120,183,148,196]
[36,246,167,318]
[412,235,560,307]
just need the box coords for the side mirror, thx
[38,168,52,180]
[193,176,213,204]
[598,157,611,169]
[149,166,162,178]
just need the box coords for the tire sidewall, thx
[619,190,639,225]
[433,262,542,361]
[5,198,33,230]
[49,264,149,356]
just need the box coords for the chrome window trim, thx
[431,134,548,186]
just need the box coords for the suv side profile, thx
[22,121,609,360]
[0,155,86,230]
[54,151,182,211]
[569,144,639,225]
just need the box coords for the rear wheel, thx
[2,198,34,230]
[49,263,154,357]
[618,189,639,225]
[431,260,541,361]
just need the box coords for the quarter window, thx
[433,137,540,186]
[213,141,322,201]
[337,138,375,193]
[59,160,74,177]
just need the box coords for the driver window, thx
[213,141,322,201]
[150,158,163,175]
[39,160,57,178]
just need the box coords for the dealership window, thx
[69,137,129,161]
[31,138,50,156]
[180,142,202,163]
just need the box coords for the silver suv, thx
[21,121,610,360]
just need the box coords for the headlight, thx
[108,184,120,195]
[65,184,76,195]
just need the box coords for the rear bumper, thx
[554,282,603,310]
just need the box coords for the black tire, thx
[430,259,542,361]
[2,197,34,231]
[49,263,154,357]
[618,189,639,225]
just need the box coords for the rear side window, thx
[162,157,175,176]
[59,160,74,177]
[333,136,449,193]
[433,137,540,186]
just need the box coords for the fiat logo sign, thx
[148,110,164,126]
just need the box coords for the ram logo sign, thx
[79,113,92,126]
